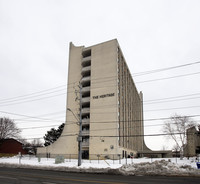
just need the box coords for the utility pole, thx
[78,83,82,166]
[67,83,83,166]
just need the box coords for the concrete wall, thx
[118,47,144,152]
[37,43,83,157]
[89,40,119,158]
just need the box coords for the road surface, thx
[0,167,199,184]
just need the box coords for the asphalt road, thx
[0,167,199,184]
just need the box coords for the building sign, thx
[93,93,115,99]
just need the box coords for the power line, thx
[137,71,200,84]
[67,104,200,114]
[0,93,66,107]
[14,117,197,129]
[132,61,200,76]
[65,60,200,86]
[0,89,67,104]
[0,69,199,107]
[145,92,200,102]
[0,110,63,122]
[145,105,200,112]
[1,102,200,126]
[1,107,198,123]
[145,96,200,105]
[1,78,200,108]
[89,132,188,138]
[18,132,196,141]
[15,110,65,121]
[1,60,200,104]
[19,119,192,132]
[0,85,67,102]
[21,124,62,130]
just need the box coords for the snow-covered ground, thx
[0,156,200,176]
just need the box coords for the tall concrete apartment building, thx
[38,39,153,159]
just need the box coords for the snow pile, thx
[0,156,200,176]
[118,160,200,176]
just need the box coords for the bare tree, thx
[162,114,196,158]
[31,138,43,154]
[172,144,180,152]
[0,117,21,139]
[23,139,43,155]
[31,138,43,147]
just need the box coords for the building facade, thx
[38,39,151,159]
[0,139,28,156]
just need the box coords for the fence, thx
[11,154,136,165]
[2,153,194,166]
[36,153,134,165]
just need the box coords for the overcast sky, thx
[0,0,200,150]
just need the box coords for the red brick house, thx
[0,138,28,155]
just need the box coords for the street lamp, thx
[67,106,82,166]
[67,108,79,123]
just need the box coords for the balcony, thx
[82,141,89,147]
[82,87,90,97]
[82,56,91,67]
[82,130,89,136]
[82,86,90,93]
[82,108,90,115]
[82,118,90,125]
[82,97,90,105]
[81,66,91,76]
[81,76,91,86]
